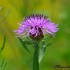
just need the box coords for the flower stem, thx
[33,44,39,70]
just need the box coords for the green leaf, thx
[39,36,54,63]
[18,37,30,53]
[1,59,4,69]
[0,60,7,70]
[0,35,6,53]
[39,47,45,63]
[2,62,7,70]
[33,45,39,70]
[22,40,33,45]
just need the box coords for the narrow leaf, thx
[2,62,7,70]
[39,37,54,63]
[39,47,45,63]
[18,37,30,53]
[0,35,6,53]
[1,59,4,69]
[0,60,7,70]
[22,41,33,45]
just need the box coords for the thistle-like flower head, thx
[14,14,58,40]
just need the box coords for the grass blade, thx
[0,35,6,53]
[2,62,7,70]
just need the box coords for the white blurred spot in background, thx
[0,6,3,11]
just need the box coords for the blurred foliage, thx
[0,0,70,70]
[0,59,7,70]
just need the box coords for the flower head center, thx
[30,26,44,40]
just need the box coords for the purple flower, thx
[14,14,58,40]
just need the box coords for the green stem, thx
[33,44,39,70]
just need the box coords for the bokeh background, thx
[0,0,70,70]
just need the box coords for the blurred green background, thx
[0,0,70,70]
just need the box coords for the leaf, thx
[2,62,7,70]
[22,40,33,45]
[1,59,4,68]
[39,36,54,63]
[18,37,30,53]
[0,35,6,53]
[39,47,45,63]
[0,60,7,70]
[33,46,39,70]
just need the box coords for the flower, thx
[14,14,58,40]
